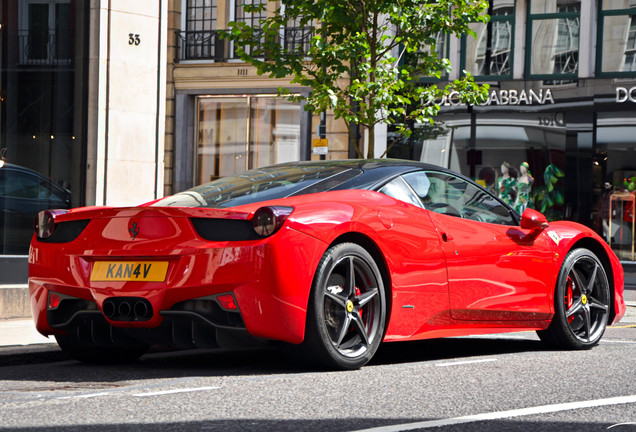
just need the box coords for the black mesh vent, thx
[39,220,90,243]
[191,218,260,241]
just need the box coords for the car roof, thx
[275,158,443,172]
[0,162,50,178]
[271,158,458,191]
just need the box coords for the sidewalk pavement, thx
[1,319,55,347]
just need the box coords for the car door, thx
[402,170,555,322]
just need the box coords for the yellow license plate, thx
[91,261,169,282]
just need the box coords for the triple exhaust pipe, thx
[102,297,153,321]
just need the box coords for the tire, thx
[296,243,387,370]
[55,334,148,364]
[537,248,610,349]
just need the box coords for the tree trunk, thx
[366,125,375,159]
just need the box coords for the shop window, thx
[417,113,567,220]
[462,0,514,80]
[196,96,301,184]
[526,0,580,82]
[595,112,636,261]
[597,0,636,76]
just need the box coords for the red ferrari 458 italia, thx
[29,160,626,369]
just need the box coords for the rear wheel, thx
[297,243,386,370]
[55,334,148,364]
[537,248,610,349]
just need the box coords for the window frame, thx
[460,1,515,81]
[185,0,217,32]
[525,1,581,81]
[17,0,72,66]
[596,0,636,77]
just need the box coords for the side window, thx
[403,171,516,225]
[378,176,422,208]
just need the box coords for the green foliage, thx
[223,0,490,158]
[532,164,565,221]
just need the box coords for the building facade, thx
[165,0,382,195]
[0,0,167,286]
[167,0,636,262]
[400,0,636,262]
[2,0,635,289]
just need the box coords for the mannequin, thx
[497,162,516,206]
[514,162,534,213]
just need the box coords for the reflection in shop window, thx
[463,0,514,79]
[417,113,567,220]
[528,1,580,82]
[598,1,636,75]
[196,96,301,184]
[625,17,636,70]
[595,113,636,260]
[18,0,72,66]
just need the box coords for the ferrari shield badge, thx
[547,231,561,245]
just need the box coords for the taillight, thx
[216,293,238,311]
[251,206,293,237]
[34,210,69,239]
[48,292,62,310]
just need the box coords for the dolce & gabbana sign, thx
[441,88,555,106]
[616,87,636,103]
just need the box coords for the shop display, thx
[497,162,517,206]
[514,161,534,214]
[609,192,635,261]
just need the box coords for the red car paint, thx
[29,187,625,347]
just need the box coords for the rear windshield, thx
[152,165,362,209]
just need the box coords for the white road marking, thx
[435,358,498,367]
[608,422,636,429]
[350,394,636,432]
[133,386,220,397]
[54,384,221,400]
[56,391,113,400]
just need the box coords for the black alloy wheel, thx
[300,242,386,370]
[537,248,611,349]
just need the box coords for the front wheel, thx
[297,243,387,370]
[537,248,610,349]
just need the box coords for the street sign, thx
[312,138,328,155]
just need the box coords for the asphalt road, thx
[0,324,635,432]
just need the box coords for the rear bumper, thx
[29,227,327,345]
[38,292,254,349]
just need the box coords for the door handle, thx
[441,231,454,242]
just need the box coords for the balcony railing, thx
[17,30,73,66]
[175,27,313,62]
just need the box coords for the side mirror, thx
[520,208,549,231]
